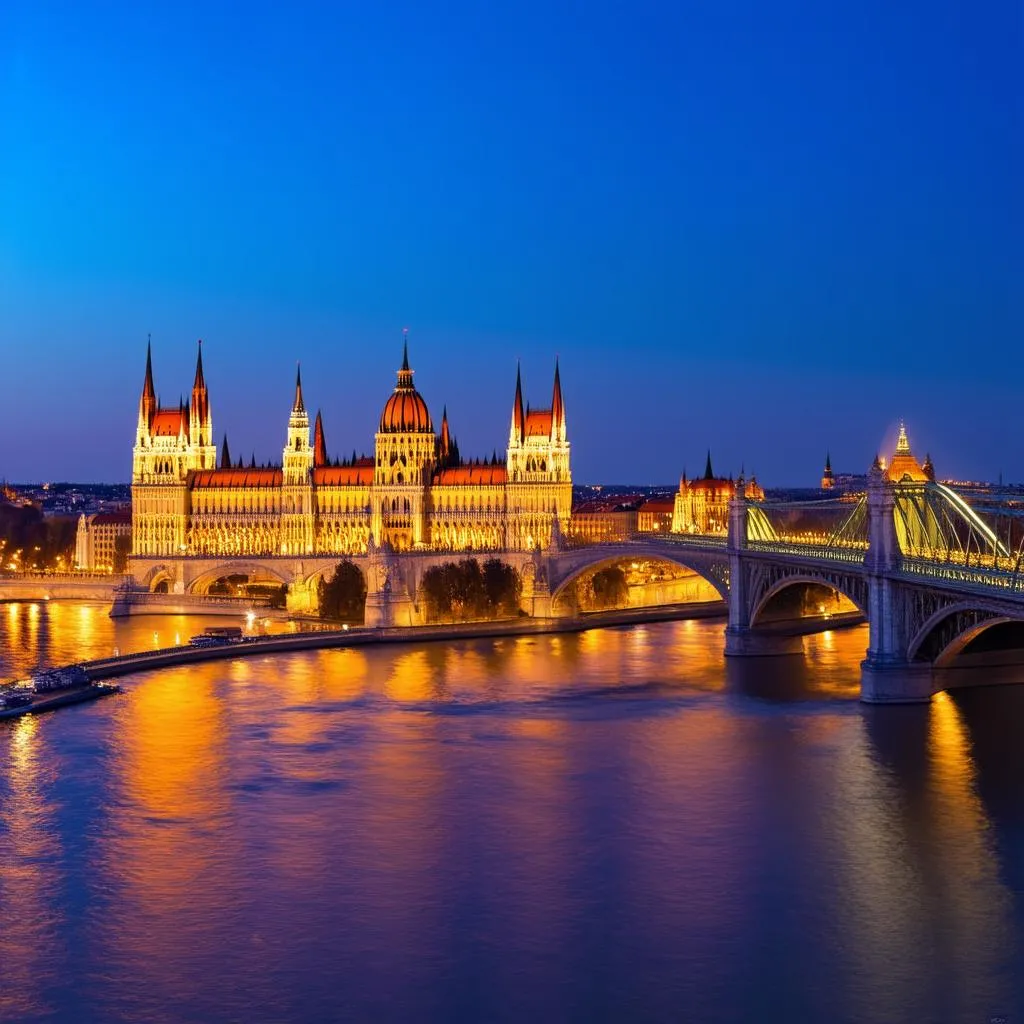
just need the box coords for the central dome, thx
[379,340,433,433]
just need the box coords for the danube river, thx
[1,602,1022,1023]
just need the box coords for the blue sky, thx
[1,0,1021,484]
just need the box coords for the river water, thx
[1,602,1022,1023]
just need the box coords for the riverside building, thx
[131,339,572,560]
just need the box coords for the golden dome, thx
[379,340,433,433]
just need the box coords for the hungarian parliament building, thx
[130,339,573,559]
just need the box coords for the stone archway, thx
[186,561,292,596]
[549,552,727,615]
[749,573,866,630]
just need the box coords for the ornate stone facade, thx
[672,452,763,535]
[131,338,572,560]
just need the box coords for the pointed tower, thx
[896,421,910,454]
[821,451,835,490]
[551,358,566,444]
[886,421,928,483]
[281,363,314,555]
[283,364,312,482]
[704,450,714,480]
[220,434,231,470]
[313,410,327,468]
[131,338,199,558]
[509,363,525,448]
[505,359,572,549]
[438,405,452,465]
[139,335,156,430]
[186,340,216,470]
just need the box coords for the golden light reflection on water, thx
[0,607,1021,1020]
[820,692,1015,1020]
[0,715,62,1020]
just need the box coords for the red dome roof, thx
[379,341,433,433]
[380,388,432,433]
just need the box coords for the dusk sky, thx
[1,0,1021,485]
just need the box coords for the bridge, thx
[12,460,1019,704]
[657,464,1024,703]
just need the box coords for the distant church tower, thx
[821,452,835,490]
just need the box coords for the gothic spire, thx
[220,434,231,469]
[190,339,210,430]
[395,330,415,390]
[142,335,155,402]
[512,362,525,443]
[896,421,910,453]
[439,405,451,460]
[192,338,206,391]
[825,451,832,472]
[313,409,327,467]
[704,450,714,480]
[140,335,156,425]
[293,363,305,414]
[551,357,564,440]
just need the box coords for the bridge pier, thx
[724,628,804,657]
[857,465,934,703]
[723,493,805,656]
[860,658,934,704]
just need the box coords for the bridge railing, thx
[896,557,1024,593]
[746,540,867,564]
[625,532,728,550]
[117,592,273,608]
[0,571,132,582]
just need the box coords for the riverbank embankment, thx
[70,601,729,683]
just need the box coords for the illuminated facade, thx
[672,453,764,535]
[131,339,571,559]
[883,422,934,483]
[74,510,132,570]
[636,497,675,533]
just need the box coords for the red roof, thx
[687,477,733,493]
[314,465,374,486]
[380,389,432,433]
[93,509,132,525]
[151,409,186,437]
[433,465,508,486]
[639,498,675,513]
[191,468,283,488]
[525,409,552,437]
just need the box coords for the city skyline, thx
[1,333,1017,487]
[2,0,1021,483]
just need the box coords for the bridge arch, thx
[750,572,867,629]
[187,561,293,596]
[549,547,729,610]
[140,564,176,593]
[907,601,1024,666]
[303,558,368,591]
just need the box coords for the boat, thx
[189,626,245,647]
[0,682,121,720]
[32,665,90,692]
[0,688,33,711]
